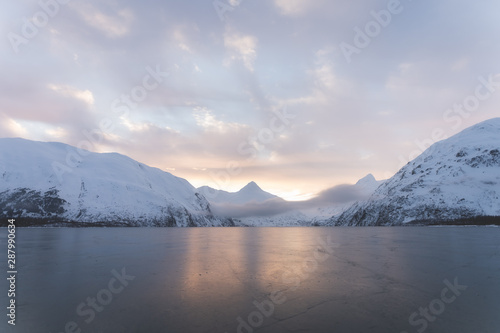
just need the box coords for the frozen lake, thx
[1,227,499,333]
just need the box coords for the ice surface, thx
[1,227,499,333]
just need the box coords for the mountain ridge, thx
[198,181,279,205]
[0,138,233,227]
[331,118,500,226]
[1,118,498,227]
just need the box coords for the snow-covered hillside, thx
[332,118,500,226]
[0,138,233,226]
[198,181,278,205]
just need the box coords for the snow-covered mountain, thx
[229,174,385,227]
[0,138,233,227]
[198,181,278,205]
[355,173,385,194]
[4,118,496,227]
[332,118,500,226]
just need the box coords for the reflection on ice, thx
[1,227,499,333]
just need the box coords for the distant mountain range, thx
[228,173,385,227]
[198,181,278,205]
[1,118,499,226]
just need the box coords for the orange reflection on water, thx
[180,228,248,304]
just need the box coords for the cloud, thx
[2,0,500,200]
[0,76,97,132]
[273,0,323,16]
[211,183,369,218]
[45,127,68,140]
[451,57,469,72]
[172,24,201,53]
[0,114,27,138]
[71,3,134,38]
[228,0,242,6]
[193,107,245,133]
[211,198,290,218]
[47,84,95,106]
[224,29,258,71]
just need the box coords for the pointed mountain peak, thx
[198,181,279,205]
[241,181,260,191]
[356,174,376,185]
[234,181,278,203]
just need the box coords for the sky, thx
[1,0,500,200]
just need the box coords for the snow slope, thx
[0,138,233,226]
[333,118,500,226]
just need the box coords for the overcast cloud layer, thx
[1,0,500,199]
